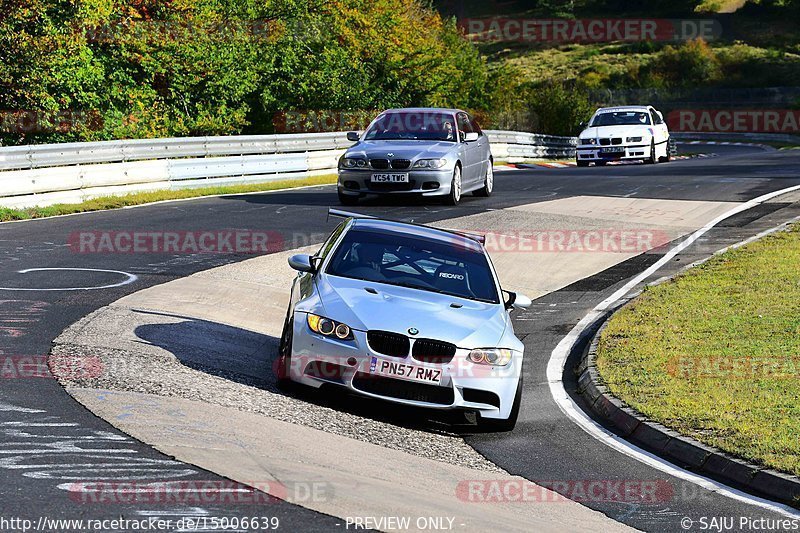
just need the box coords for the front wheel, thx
[275,314,294,388]
[646,141,657,165]
[473,161,493,197]
[444,165,462,206]
[661,138,673,162]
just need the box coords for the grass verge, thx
[596,224,800,476]
[0,174,337,222]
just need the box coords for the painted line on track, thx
[546,183,800,519]
[0,268,138,291]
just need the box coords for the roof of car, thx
[350,218,484,252]
[383,107,465,115]
[594,106,652,113]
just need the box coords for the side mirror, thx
[288,254,315,273]
[579,121,587,128]
[503,291,532,310]
[346,131,360,142]
[463,132,480,142]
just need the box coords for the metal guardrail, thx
[0,131,576,209]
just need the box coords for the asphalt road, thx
[1,144,799,531]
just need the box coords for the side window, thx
[457,113,473,136]
[650,110,661,125]
[467,114,483,136]
[317,222,347,261]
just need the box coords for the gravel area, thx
[52,306,505,473]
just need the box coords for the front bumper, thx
[286,313,521,420]
[338,168,453,197]
[576,144,649,162]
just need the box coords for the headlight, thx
[307,313,354,340]
[626,136,643,143]
[467,348,514,367]
[341,158,367,169]
[580,138,597,145]
[412,158,447,169]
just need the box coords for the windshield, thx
[364,112,457,142]
[326,228,499,304]
[590,112,651,127]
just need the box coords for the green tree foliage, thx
[528,81,592,136]
[0,0,514,144]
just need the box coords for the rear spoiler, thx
[327,208,486,245]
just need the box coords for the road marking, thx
[546,184,800,519]
[0,268,137,291]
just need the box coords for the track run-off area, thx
[1,143,800,532]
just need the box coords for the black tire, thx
[474,160,494,197]
[661,138,673,162]
[338,190,358,206]
[576,159,589,167]
[477,373,522,432]
[275,314,294,388]
[444,165,462,206]
[646,140,657,164]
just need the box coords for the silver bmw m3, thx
[275,210,531,431]
[337,108,494,206]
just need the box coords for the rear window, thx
[326,228,499,304]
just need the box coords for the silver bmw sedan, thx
[337,108,494,206]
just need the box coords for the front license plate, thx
[600,146,625,154]
[371,173,409,183]
[370,357,442,385]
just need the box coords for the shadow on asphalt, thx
[133,316,491,437]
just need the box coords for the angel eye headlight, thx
[467,348,514,367]
[341,158,367,169]
[335,323,351,339]
[413,158,447,169]
[307,314,355,340]
[580,138,597,145]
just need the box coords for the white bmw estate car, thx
[576,106,671,167]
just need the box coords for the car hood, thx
[314,274,508,349]
[346,140,455,160]
[580,125,653,139]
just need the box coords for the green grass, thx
[480,41,800,89]
[0,174,337,222]
[596,224,800,477]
